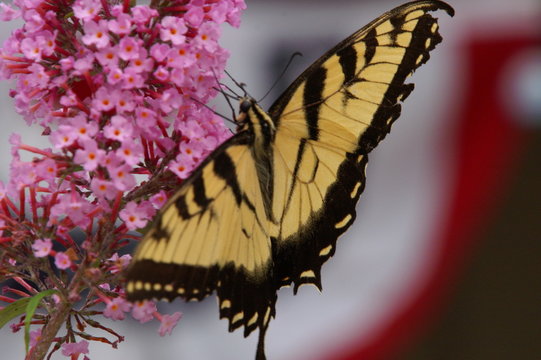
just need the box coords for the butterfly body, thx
[126,1,454,359]
[237,99,277,221]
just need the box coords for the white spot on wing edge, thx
[319,244,333,257]
[247,313,258,327]
[232,311,244,324]
[335,214,353,229]
[220,299,231,309]
[300,270,316,278]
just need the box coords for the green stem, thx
[26,299,71,360]
[27,268,84,360]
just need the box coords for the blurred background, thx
[1,0,540,359]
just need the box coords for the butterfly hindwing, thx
[268,0,454,291]
[126,132,275,336]
[271,138,369,291]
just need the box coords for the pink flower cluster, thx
[0,0,245,358]
[0,0,240,228]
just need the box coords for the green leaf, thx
[24,289,59,353]
[0,297,31,329]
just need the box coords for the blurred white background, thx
[1,0,540,359]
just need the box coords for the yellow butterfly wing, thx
[126,132,275,336]
[268,0,454,291]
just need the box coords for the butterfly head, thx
[239,98,254,114]
[236,97,276,147]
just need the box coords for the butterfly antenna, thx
[224,69,249,98]
[220,86,237,121]
[211,68,239,120]
[212,70,238,119]
[258,51,303,103]
[218,82,243,100]
[189,96,236,127]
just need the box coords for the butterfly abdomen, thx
[239,100,277,220]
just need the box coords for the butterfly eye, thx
[240,100,252,113]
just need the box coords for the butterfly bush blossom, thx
[0,0,245,358]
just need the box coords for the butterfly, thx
[125,1,454,359]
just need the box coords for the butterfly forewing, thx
[268,1,454,291]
